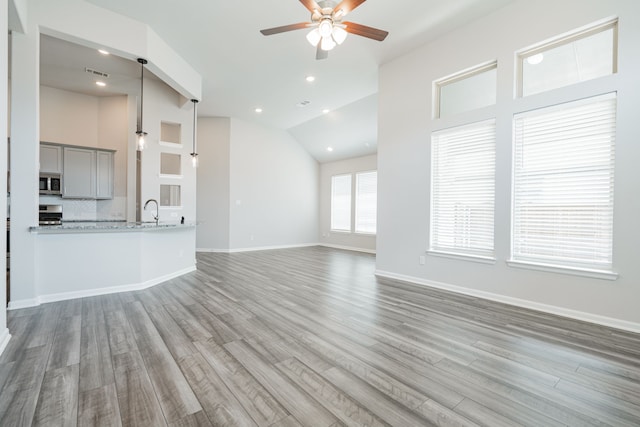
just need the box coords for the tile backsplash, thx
[39,195,126,221]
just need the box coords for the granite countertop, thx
[29,220,196,234]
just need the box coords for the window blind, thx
[355,171,377,234]
[512,93,616,270]
[331,174,352,231]
[430,120,496,257]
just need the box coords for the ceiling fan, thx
[260,0,389,60]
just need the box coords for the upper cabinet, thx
[39,143,63,173]
[41,143,115,200]
[63,147,96,199]
[96,150,114,199]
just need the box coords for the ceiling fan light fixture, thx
[321,36,336,51]
[332,26,348,45]
[318,19,333,38]
[306,28,321,47]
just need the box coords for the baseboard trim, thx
[197,243,318,253]
[319,243,376,254]
[375,269,640,334]
[0,328,11,357]
[8,266,196,310]
[7,298,40,310]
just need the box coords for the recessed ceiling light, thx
[305,75,315,82]
[322,109,330,114]
[95,81,107,87]
[255,107,263,113]
[98,49,110,55]
[327,147,334,152]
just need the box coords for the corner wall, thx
[196,117,230,250]
[377,0,640,330]
[196,117,319,252]
[229,119,319,251]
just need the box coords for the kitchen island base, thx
[10,223,196,309]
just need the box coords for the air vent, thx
[296,100,311,107]
[85,67,110,78]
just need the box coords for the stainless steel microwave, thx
[39,173,62,195]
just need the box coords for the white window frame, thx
[355,170,377,235]
[509,93,617,279]
[516,19,618,98]
[330,174,352,232]
[429,119,496,260]
[433,61,497,119]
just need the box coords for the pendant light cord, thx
[137,58,148,133]
[192,99,198,155]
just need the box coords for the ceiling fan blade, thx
[316,45,329,60]
[299,0,321,13]
[343,21,389,41]
[260,22,310,36]
[333,0,367,16]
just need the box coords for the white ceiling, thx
[40,0,513,162]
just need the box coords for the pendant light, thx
[136,58,148,151]
[190,99,199,168]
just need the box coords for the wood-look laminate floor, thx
[1,247,639,426]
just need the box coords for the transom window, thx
[434,62,497,119]
[518,20,617,97]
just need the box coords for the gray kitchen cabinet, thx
[63,147,96,198]
[96,150,114,199]
[39,143,63,173]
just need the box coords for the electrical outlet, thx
[419,255,426,265]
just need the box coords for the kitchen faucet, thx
[143,198,159,224]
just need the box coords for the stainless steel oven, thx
[39,205,63,225]
[39,173,62,195]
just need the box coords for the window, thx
[512,93,616,271]
[355,171,377,234]
[331,174,351,231]
[519,20,617,97]
[430,120,496,258]
[435,62,497,118]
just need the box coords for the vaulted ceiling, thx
[41,0,513,162]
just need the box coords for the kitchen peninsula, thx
[16,221,196,309]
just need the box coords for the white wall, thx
[40,86,99,145]
[10,25,39,305]
[97,95,129,218]
[1,0,10,354]
[319,154,377,253]
[196,117,230,250]
[196,117,319,252]
[377,0,640,330]
[139,79,196,225]
[228,118,319,251]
